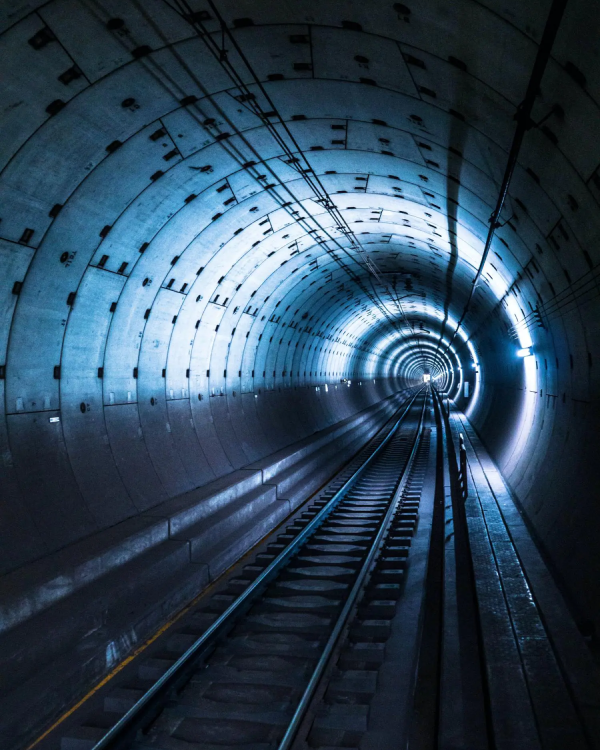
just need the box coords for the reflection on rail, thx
[55,391,431,750]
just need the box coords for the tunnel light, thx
[423,374,431,383]
[49,416,60,423]
[517,347,532,358]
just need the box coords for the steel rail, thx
[90,388,424,750]
[278,391,429,750]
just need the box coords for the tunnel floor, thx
[4,2,600,748]
[3,389,598,750]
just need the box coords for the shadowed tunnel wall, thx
[1,0,600,631]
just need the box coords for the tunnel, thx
[1,0,600,748]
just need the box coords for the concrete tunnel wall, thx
[1,0,600,632]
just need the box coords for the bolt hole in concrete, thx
[2,1,600,749]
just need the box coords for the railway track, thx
[51,389,432,750]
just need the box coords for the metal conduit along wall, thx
[1,0,600,629]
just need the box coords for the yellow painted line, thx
[24,576,220,750]
[25,409,401,750]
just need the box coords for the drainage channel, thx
[48,390,429,750]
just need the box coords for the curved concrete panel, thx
[1,0,599,638]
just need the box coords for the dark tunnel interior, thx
[1,0,600,748]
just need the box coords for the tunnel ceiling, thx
[2,0,600,560]
[3,0,596,387]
